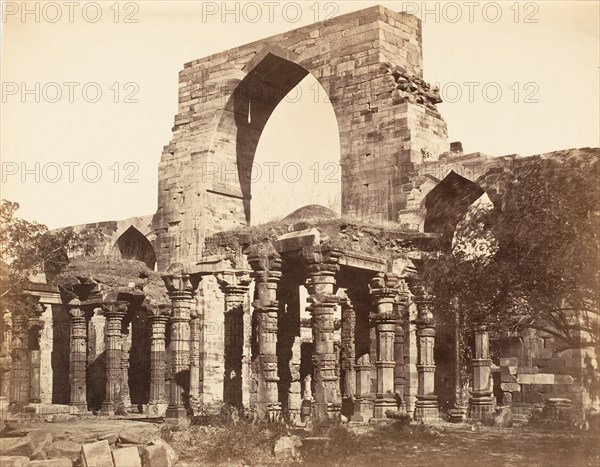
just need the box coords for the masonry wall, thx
[152,5,450,270]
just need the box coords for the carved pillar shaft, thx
[148,311,169,404]
[469,324,494,420]
[218,273,250,408]
[340,299,356,402]
[120,322,132,410]
[413,286,439,422]
[101,303,126,415]
[304,247,342,424]
[163,272,193,419]
[370,273,404,418]
[249,255,281,420]
[0,309,12,402]
[67,299,87,410]
[28,316,45,403]
[9,316,30,406]
[394,320,406,412]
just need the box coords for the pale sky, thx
[1,1,598,228]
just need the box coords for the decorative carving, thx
[381,63,443,112]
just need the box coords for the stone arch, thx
[153,6,451,269]
[113,226,156,269]
[208,49,342,225]
[422,170,485,244]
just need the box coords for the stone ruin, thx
[1,6,598,431]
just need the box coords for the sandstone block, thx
[80,440,113,467]
[501,383,521,392]
[46,440,81,460]
[149,437,177,466]
[0,456,28,467]
[29,459,73,467]
[273,436,295,459]
[141,445,169,467]
[0,436,34,455]
[111,446,141,467]
[517,374,555,385]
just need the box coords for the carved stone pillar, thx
[67,297,88,411]
[28,307,46,404]
[217,271,251,408]
[413,286,439,422]
[162,272,193,419]
[394,315,406,412]
[449,304,467,422]
[9,314,30,408]
[248,253,281,420]
[469,324,494,420]
[101,301,127,415]
[120,321,132,411]
[188,295,203,410]
[303,246,342,423]
[147,303,170,414]
[351,290,373,422]
[340,297,355,416]
[0,308,12,402]
[370,273,405,418]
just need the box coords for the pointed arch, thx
[114,226,156,269]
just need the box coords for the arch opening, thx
[114,226,156,270]
[210,51,341,226]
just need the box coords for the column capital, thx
[216,270,252,296]
[248,252,281,283]
[162,272,194,299]
[101,301,128,319]
[412,285,434,326]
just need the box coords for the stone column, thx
[101,301,127,415]
[351,290,373,422]
[303,246,342,423]
[394,280,409,413]
[120,321,132,411]
[28,309,46,404]
[413,286,439,422]
[469,324,494,420]
[0,308,12,402]
[9,314,30,408]
[67,297,88,411]
[369,273,404,418]
[188,294,203,411]
[147,304,170,414]
[248,253,282,420]
[162,272,193,420]
[217,271,251,408]
[340,297,355,416]
[449,304,466,422]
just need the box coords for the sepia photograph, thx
[1,1,599,466]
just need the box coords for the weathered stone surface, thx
[501,383,521,392]
[0,436,34,455]
[111,446,142,467]
[80,440,112,467]
[141,445,169,467]
[29,459,73,467]
[273,436,295,459]
[149,437,177,466]
[0,456,28,467]
[31,433,54,460]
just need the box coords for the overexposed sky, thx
[1,1,599,228]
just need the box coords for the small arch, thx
[423,170,485,244]
[114,226,156,270]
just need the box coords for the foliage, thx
[423,154,599,355]
[0,199,102,311]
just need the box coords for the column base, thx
[312,402,341,424]
[165,405,188,419]
[469,396,495,422]
[350,398,373,423]
[373,397,396,419]
[448,405,467,423]
[145,401,168,417]
[100,401,115,416]
[414,397,439,423]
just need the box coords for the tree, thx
[0,199,101,314]
[423,153,599,371]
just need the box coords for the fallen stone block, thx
[80,440,113,467]
[118,428,152,446]
[273,436,295,459]
[98,433,118,445]
[112,446,141,467]
[29,458,73,467]
[149,437,177,466]
[141,445,169,467]
[0,455,29,467]
[31,433,54,460]
[46,440,82,460]
[0,436,34,455]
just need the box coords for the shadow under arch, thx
[209,48,341,224]
[423,170,485,246]
[113,226,156,269]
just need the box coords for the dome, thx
[281,205,339,223]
